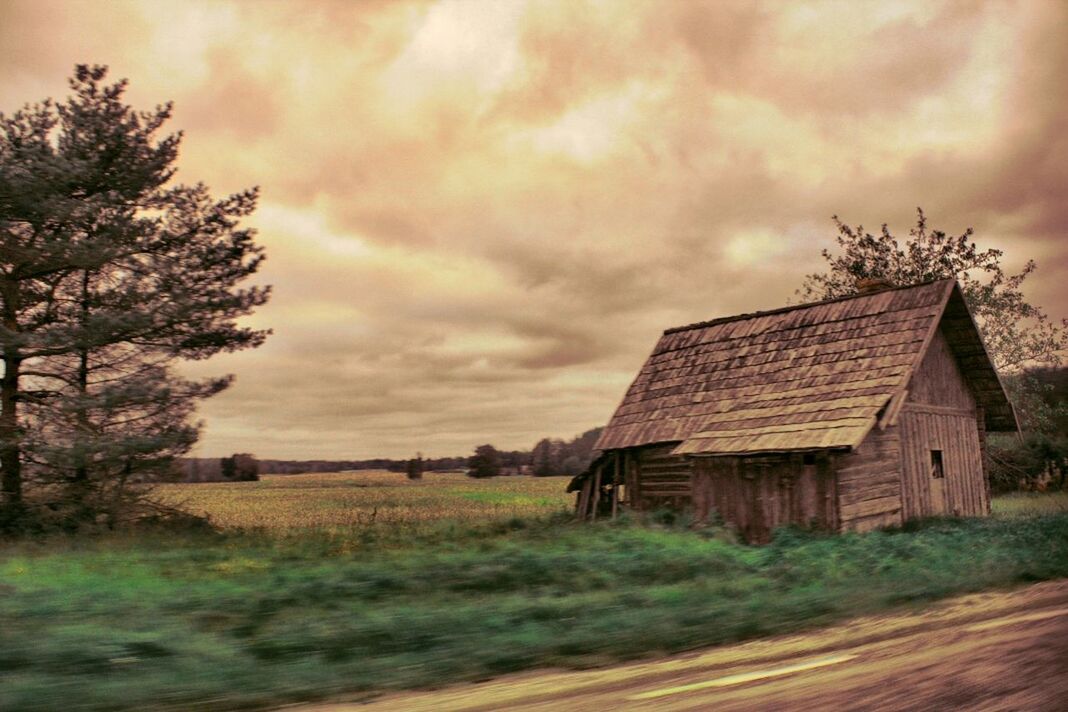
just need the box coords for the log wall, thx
[634,444,691,509]
[834,426,903,533]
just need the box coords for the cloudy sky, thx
[2,0,1066,459]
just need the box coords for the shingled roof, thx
[595,279,1016,457]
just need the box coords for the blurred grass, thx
[1,484,1067,711]
[991,491,1068,518]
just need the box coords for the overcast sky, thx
[2,0,1066,459]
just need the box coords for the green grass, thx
[1,494,1067,711]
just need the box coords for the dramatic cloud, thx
[3,0,1066,458]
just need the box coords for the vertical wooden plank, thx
[923,413,934,517]
[904,414,914,517]
[968,417,980,514]
[918,414,927,515]
[899,413,913,519]
[623,450,636,507]
[912,413,926,517]
[933,413,947,515]
[627,450,636,505]
[948,418,956,512]
[975,417,989,515]
[947,414,959,515]
[949,414,961,515]
[590,464,603,521]
[611,454,620,519]
[919,414,930,517]
[958,416,970,514]
[610,477,619,519]
[971,417,982,515]
[576,474,593,519]
[690,459,701,523]
[731,457,746,538]
[692,459,708,525]
[976,405,990,514]
[825,452,838,532]
[967,416,984,516]
[955,426,966,516]
[705,459,717,526]
[713,458,729,528]
[947,415,961,515]
[921,414,932,515]
[798,459,816,526]
[751,462,768,543]
[937,414,947,514]
[786,454,799,526]
[761,467,776,537]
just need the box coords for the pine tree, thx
[1,65,270,529]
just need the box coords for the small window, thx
[930,450,945,479]
[803,453,816,466]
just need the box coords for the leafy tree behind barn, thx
[802,209,1066,490]
[800,209,1065,373]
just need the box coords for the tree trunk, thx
[1,277,25,526]
[70,269,92,519]
[1,351,23,509]
[74,270,90,480]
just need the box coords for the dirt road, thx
[295,579,1068,711]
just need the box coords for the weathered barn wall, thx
[633,444,691,509]
[900,327,987,518]
[692,453,836,543]
[909,328,976,408]
[834,426,903,532]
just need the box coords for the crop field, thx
[154,471,574,532]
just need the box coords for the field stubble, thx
[155,471,573,533]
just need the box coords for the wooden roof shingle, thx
[595,279,1016,457]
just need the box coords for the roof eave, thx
[943,283,1020,433]
[677,445,854,458]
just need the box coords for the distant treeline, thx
[176,427,605,481]
[175,363,1067,487]
[178,454,261,482]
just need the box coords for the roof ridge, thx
[662,278,954,336]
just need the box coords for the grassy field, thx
[991,490,1068,517]
[1,474,1067,711]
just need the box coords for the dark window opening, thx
[930,450,945,479]
[803,453,816,466]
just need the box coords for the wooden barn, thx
[573,278,1017,542]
